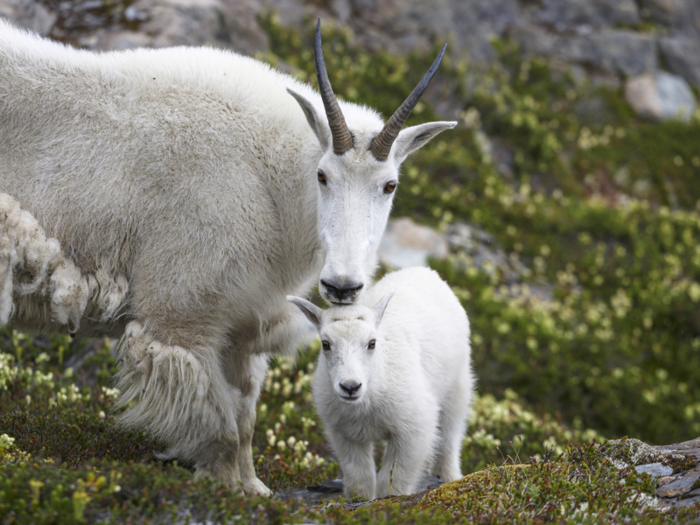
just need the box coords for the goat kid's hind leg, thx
[432,380,472,482]
[116,321,244,488]
[223,351,271,495]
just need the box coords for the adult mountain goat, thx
[0,19,456,493]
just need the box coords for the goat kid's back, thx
[364,267,471,401]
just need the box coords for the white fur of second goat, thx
[288,267,474,500]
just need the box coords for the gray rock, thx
[635,463,674,478]
[84,30,151,50]
[274,478,344,505]
[560,30,657,76]
[638,0,685,26]
[0,0,56,35]
[7,0,270,56]
[136,0,268,56]
[534,0,640,32]
[657,475,676,485]
[677,489,700,508]
[656,472,700,497]
[274,475,444,506]
[510,24,558,56]
[418,474,444,491]
[625,72,696,122]
[605,438,665,468]
[263,0,522,63]
[378,218,449,270]
[659,37,700,87]
[0,0,691,97]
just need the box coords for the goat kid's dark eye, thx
[322,340,331,351]
[384,181,397,194]
[317,170,327,185]
[368,339,376,350]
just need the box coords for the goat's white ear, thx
[287,295,324,330]
[372,291,395,326]
[287,88,331,151]
[393,121,457,162]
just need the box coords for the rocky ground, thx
[271,437,700,513]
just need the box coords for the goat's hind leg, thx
[432,380,472,482]
[117,322,244,488]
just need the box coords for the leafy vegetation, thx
[0,14,699,524]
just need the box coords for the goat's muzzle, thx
[339,380,362,401]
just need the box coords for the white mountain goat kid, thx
[288,267,474,499]
[0,19,457,493]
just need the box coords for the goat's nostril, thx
[340,381,362,396]
[323,281,364,301]
[321,279,339,294]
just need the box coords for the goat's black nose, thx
[321,279,364,303]
[339,381,362,396]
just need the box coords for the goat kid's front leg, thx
[327,428,376,500]
[116,321,244,488]
[376,427,436,498]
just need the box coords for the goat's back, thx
[0,19,331,336]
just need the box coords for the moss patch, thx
[602,437,665,467]
[416,442,668,520]
[664,454,698,474]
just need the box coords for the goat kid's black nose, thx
[321,279,364,302]
[340,381,362,396]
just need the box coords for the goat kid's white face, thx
[288,89,456,304]
[287,294,393,402]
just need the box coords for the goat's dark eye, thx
[322,340,331,351]
[368,339,376,350]
[384,181,397,194]
[318,170,327,185]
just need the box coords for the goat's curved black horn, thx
[370,44,447,161]
[314,19,353,155]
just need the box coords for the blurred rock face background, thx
[2,0,700,99]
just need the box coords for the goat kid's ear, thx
[372,291,395,326]
[287,88,331,151]
[287,295,324,330]
[393,121,457,162]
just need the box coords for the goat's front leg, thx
[116,321,244,488]
[223,351,271,495]
[327,427,376,500]
[376,427,436,497]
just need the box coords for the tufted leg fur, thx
[222,351,271,495]
[116,321,246,489]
